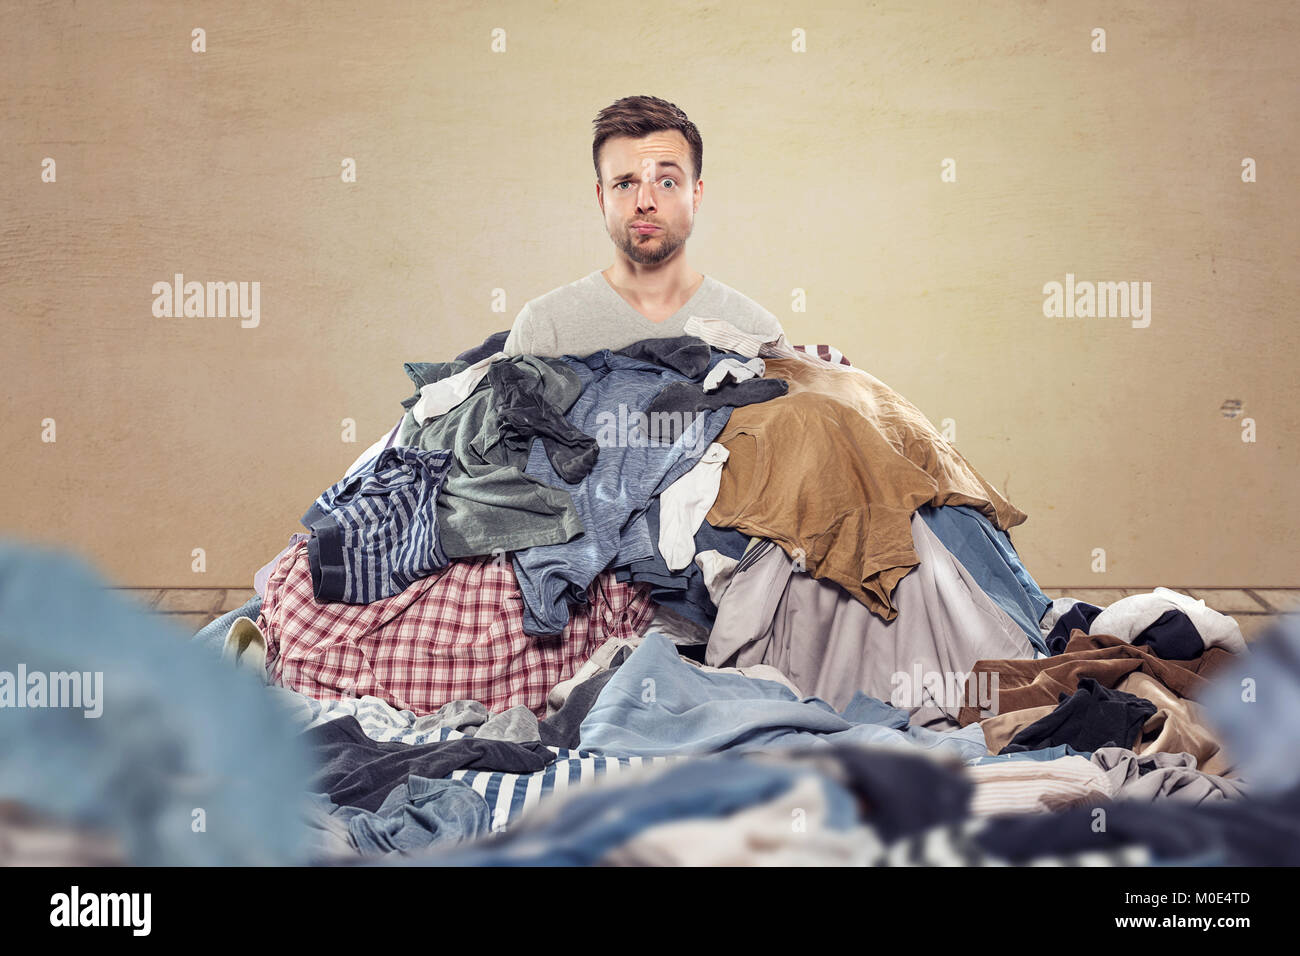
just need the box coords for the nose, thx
[635,180,657,215]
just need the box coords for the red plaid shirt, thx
[260,541,655,718]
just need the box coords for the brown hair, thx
[592,95,703,186]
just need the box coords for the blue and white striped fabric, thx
[450,751,679,832]
[272,688,679,831]
[300,445,455,604]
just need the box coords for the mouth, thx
[632,225,661,234]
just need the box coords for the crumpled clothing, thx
[1090,747,1250,804]
[489,358,599,483]
[703,356,765,391]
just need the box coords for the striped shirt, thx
[301,445,455,604]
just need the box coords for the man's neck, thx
[601,263,705,322]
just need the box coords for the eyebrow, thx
[610,161,685,184]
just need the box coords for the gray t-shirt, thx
[502,270,784,357]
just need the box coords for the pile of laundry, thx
[187,318,1299,866]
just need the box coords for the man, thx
[503,95,785,357]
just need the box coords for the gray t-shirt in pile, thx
[502,270,784,357]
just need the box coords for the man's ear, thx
[595,180,604,216]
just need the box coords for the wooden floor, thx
[117,586,1300,642]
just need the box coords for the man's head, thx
[592,96,703,267]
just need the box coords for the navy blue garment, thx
[1044,601,1103,655]
[304,716,554,813]
[512,348,734,634]
[1000,677,1157,755]
[301,445,455,604]
[645,377,789,415]
[455,329,510,364]
[917,504,1052,654]
[616,335,788,416]
[1132,608,1207,660]
[613,497,750,629]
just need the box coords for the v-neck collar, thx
[594,270,710,326]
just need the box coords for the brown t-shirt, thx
[706,357,1027,621]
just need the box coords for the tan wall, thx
[2,0,1296,588]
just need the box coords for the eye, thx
[661,178,676,188]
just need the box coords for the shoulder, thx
[701,275,784,337]
[525,271,607,320]
[505,274,599,355]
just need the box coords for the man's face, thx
[597,131,700,267]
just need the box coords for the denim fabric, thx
[0,540,312,865]
[512,350,733,634]
[343,775,491,854]
[918,504,1052,654]
[577,633,987,760]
